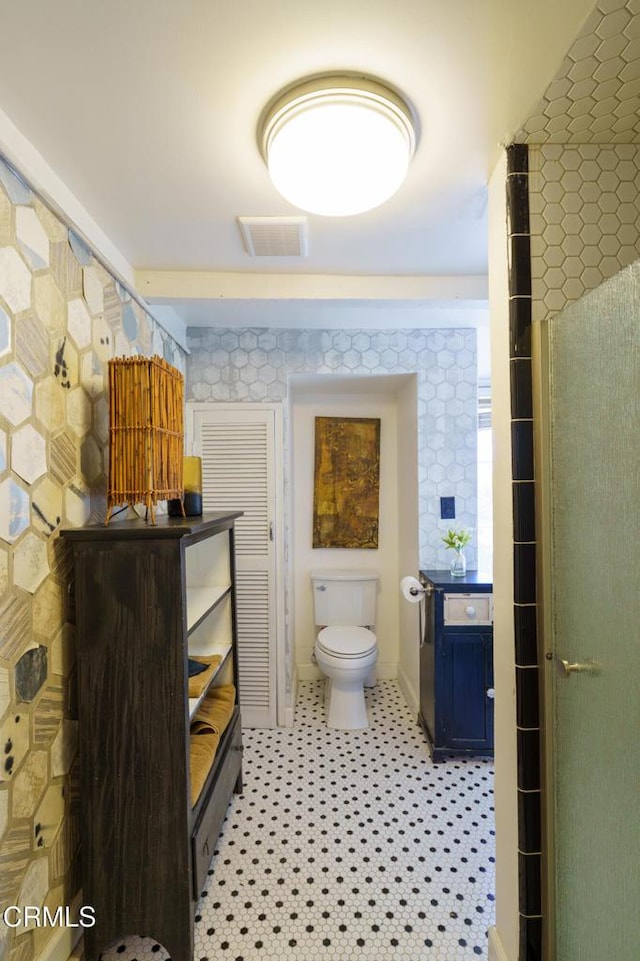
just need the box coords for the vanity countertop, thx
[419,570,493,591]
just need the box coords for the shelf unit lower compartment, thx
[191,706,243,896]
[188,643,233,719]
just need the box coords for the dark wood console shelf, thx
[62,512,244,961]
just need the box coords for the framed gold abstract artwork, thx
[313,416,381,549]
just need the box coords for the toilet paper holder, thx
[400,575,437,650]
[400,575,435,603]
[411,581,435,598]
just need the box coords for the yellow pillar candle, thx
[183,456,202,493]
[182,456,203,515]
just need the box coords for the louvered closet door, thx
[192,407,277,728]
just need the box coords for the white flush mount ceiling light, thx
[258,74,417,217]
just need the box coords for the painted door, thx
[190,404,281,728]
[541,266,639,959]
[444,630,493,751]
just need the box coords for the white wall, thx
[396,375,421,713]
[291,389,404,681]
[487,151,520,961]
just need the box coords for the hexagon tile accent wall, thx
[0,154,186,961]
[516,0,640,144]
[186,325,478,570]
[514,0,640,325]
[529,144,640,322]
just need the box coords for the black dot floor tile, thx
[99,680,495,960]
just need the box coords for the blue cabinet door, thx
[440,630,493,752]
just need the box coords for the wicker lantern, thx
[106,355,185,525]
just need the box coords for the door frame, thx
[186,401,289,726]
[532,318,556,959]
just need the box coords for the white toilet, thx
[311,570,379,730]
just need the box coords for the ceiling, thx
[0,0,610,339]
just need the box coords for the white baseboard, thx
[397,665,418,717]
[296,662,323,682]
[373,661,397,681]
[488,926,510,961]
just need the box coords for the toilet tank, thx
[311,570,379,627]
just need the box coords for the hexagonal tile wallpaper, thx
[0,156,185,961]
[186,326,479,570]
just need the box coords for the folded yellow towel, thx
[194,684,236,733]
[189,684,236,806]
[188,654,223,698]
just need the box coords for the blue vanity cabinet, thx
[418,570,494,762]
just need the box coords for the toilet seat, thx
[317,625,376,658]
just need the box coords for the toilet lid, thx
[317,626,377,657]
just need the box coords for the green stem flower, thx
[441,527,472,551]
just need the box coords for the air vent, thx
[238,216,308,257]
